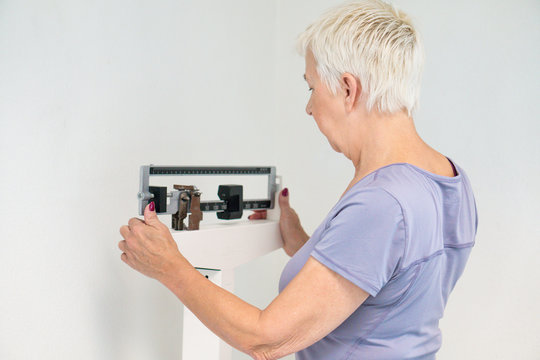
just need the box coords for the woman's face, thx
[304,51,347,153]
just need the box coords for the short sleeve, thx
[311,188,405,297]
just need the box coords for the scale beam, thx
[137,165,278,231]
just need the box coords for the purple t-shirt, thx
[279,161,477,360]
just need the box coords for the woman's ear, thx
[341,73,361,112]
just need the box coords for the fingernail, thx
[149,201,155,212]
[282,188,289,197]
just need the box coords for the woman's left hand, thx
[118,202,185,282]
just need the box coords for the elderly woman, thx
[119,1,477,359]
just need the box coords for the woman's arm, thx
[162,257,367,360]
[119,205,368,360]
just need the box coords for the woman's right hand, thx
[277,188,310,257]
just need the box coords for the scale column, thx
[181,268,234,360]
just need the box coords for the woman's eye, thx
[308,87,313,92]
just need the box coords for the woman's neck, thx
[341,110,432,194]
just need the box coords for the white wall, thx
[1,0,539,359]
[0,1,285,359]
[275,0,540,359]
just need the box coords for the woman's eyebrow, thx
[303,74,307,81]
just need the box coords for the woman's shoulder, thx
[334,181,404,221]
[338,162,469,218]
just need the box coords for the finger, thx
[278,187,290,209]
[119,225,131,239]
[118,240,127,252]
[143,202,161,227]
[128,217,144,229]
[120,247,140,264]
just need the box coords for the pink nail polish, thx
[149,201,155,211]
[282,188,289,197]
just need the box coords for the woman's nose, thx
[305,98,312,116]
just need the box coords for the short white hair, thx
[298,0,424,116]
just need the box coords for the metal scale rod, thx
[138,165,277,216]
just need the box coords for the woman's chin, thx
[328,141,341,153]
